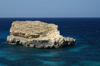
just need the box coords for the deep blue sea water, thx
[0,18,100,66]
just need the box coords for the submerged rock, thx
[7,21,75,48]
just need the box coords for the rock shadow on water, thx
[36,59,65,66]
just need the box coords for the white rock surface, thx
[7,21,75,48]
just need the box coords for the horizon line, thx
[0,17,100,18]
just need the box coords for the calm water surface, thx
[0,18,100,66]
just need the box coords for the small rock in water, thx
[7,21,75,48]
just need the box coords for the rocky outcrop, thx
[7,21,75,48]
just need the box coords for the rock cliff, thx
[7,21,75,48]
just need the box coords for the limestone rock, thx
[7,21,75,48]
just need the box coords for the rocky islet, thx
[7,21,75,48]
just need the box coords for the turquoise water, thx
[0,18,100,66]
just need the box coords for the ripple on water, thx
[72,65,79,66]
[68,45,90,52]
[0,50,23,61]
[5,54,23,61]
[36,59,65,66]
[0,51,11,54]
[71,60,100,66]
[35,52,59,57]
[0,64,7,66]
[6,56,21,61]
[80,60,100,66]
[0,51,11,57]
[2,41,7,44]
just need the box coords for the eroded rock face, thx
[7,21,75,48]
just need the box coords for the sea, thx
[0,18,100,66]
